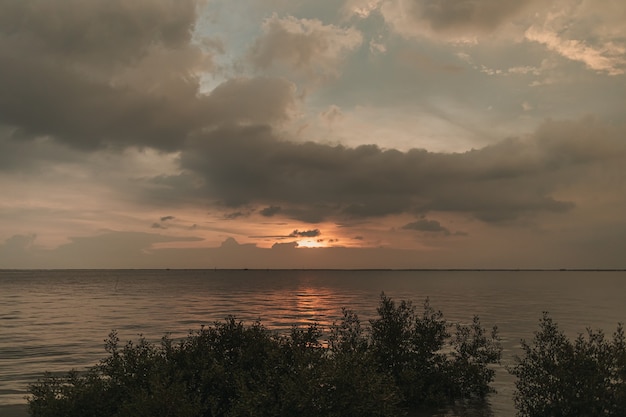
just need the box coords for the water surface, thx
[1,269,625,416]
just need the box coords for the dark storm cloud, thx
[0,0,197,65]
[175,117,623,224]
[0,0,296,153]
[0,49,294,151]
[0,54,193,151]
[402,219,450,234]
[0,0,205,150]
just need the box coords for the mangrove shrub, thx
[509,313,626,417]
[28,294,502,417]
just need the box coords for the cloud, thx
[173,117,623,224]
[0,0,211,151]
[0,0,199,66]
[0,0,299,155]
[203,77,297,126]
[1,234,37,250]
[271,241,299,250]
[250,229,322,239]
[370,0,538,41]
[224,212,246,220]
[260,206,282,217]
[0,54,294,151]
[525,26,625,75]
[0,131,84,172]
[0,231,203,268]
[415,0,532,32]
[320,105,344,125]
[2,227,624,269]
[0,234,39,268]
[509,0,626,76]
[161,216,176,222]
[220,236,244,248]
[289,229,321,238]
[402,219,450,234]
[344,0,382,18]
[249,14,363,79]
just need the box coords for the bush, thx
[509,313,626,417]
[370,294,501,408]
[27,294,502,417]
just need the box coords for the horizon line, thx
[2,268,625,272]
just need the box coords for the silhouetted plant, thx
[370,294,501,408]
[27,294,501,417]
[449,316,501,399]
[325,308,402,416]
[509,313,626,417]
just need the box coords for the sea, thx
[1,269,625,417]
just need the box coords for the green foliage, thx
[27,294,502,417]
[325,308,402,416]
[509,313,626,417]
[370,294,501,408]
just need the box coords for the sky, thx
[1,0,625,269]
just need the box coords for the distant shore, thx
[1,268,625,272]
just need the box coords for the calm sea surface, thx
[1,269,625,416]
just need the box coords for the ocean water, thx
[1,269,625,416]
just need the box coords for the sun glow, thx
[296,239,327,248]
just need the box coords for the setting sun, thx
[296,239,327,248]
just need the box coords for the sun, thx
[296,239,327,248]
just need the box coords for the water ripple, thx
[1,269,625,417]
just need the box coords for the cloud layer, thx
[173,117,622,224]
[1,0,625,268]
